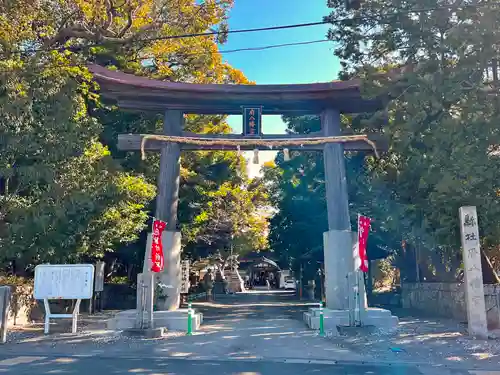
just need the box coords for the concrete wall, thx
[101,283,136,310]
[401,282,500,328]
[2,284,41,327]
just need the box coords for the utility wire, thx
[10,21,331,55]
[138,39,330,58]
[2,2,499,56]
[87,2,500,47]
[136,21,329,43]
[133,40,330,66]
[216,39,329,54]
[134,40,330,65]
[0,39,332,72]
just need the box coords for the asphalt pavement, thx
[0,354,470,375]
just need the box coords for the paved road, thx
[0,354,470,375]
[0,290,488,375]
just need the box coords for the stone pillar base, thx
[108,309,203,332]
[323,230,354,310]
[143,231,182,311]
[303,307,398,334]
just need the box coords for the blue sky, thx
[220,0,341,175]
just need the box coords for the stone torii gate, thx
[91,65,397,332]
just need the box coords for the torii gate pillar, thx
[319,109,397,332]
[143,109,182,311]
[321,108,354,311]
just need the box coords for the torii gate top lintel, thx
[89,64,383,115]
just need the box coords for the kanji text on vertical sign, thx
[151,219,167,273]
[243,107,262,136]
[459,206,488,338]
[180,260,190,294]
[357,215,371,272]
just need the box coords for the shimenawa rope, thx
[139,134,379,160]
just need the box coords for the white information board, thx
[34,264,95,300]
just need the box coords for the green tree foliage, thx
[264,115,392,282]
[0,0,267,275]
[323,0,500,280]
[264,116,326,272]
[183,180,269,262]
[0,59,156,273]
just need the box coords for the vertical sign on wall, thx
[180,260,190,294]
[459,206,488,338]
[243,107,262,136]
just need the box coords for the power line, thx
[1,2,499,56]
[134,40,330,66]
[175,39,330,56]
[1,3,499,58]
[135,39,329,66]
[0,39,331,72]
[139,21,329,44]
[12,21,331,55]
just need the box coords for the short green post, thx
[319,302,325,337]
[187,302,193,335]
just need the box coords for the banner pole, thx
[148,217,156,329]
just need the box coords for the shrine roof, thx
[89,64,383,115]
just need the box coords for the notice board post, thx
[34,264,95,334]
[0,286,11,344]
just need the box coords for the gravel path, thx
[325,312,500,370]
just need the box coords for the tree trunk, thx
[481,250,500,284]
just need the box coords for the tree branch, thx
[102,0,115,31]
[117,0,139,38]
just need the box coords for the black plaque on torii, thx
[242,107,262,136]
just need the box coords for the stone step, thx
[308,307,394,319]
[303,307,398,333]
[304,314,343,334]
[303,312,312,327]
[364,307,394,318]
[308,308,350,319]
[107,309,203,332]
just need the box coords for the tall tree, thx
[0,0,267,275]
[264,115,393,282]
[183,180,269,266]
[325,0,500,281]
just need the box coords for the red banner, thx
[151,219,167,273]
[358,215,371,273]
